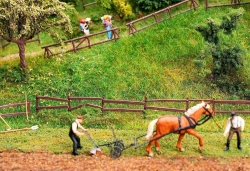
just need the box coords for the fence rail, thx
[41,28,119,58]
[1,96,250,117]
[35,95,250,115]
[82,0,97,10]
[125,0,199,35]
[205,0,250,10]
[0,101,30,117]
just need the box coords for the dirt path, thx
[0,51,43,62]
[0,151,249,171]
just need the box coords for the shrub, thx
[113,0,134,20]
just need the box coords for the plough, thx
[85,126,149,159]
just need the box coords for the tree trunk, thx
[17,41,28,69]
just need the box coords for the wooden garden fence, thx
[205,0,250,10]
[41,27,119,58]
[82,0,97,11]
[35,95,250,115]
[0,101,31,117]
[1,96,250,117]
[125,0,199,35]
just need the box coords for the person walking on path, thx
[223,112,245,151]
[69,115,88,155]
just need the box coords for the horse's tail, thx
[145,119,158,140]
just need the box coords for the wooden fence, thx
[41,27,119,58]
[35,95,250,115]
[125,0,199,35]
[82,0,97,10]
[205,0,250,10]
[0,101,31,117]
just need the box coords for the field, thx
[1,1,250,170]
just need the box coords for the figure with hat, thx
[101,15,112,39]
[69,115,88,155]
[223,112,245,151]
[80,18,91,35]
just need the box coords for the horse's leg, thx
[146,138,155,157]
[146,133,161,157]
[176,133,185,152]
[187,129,204,152]
[155,140,161,154]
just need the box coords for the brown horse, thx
[145,101,214,157]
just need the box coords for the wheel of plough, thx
[115,141,125,150]
[110,146,122,159]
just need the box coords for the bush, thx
[134,0,181,11]
[60,0,78,6]
[112,0,134,20]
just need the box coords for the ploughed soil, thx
[0,150,250,171]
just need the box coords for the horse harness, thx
[177,115,197,133]
[176,106,213,133]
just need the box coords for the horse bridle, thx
[196,106,214,126]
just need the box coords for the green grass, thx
[0,127,249,158]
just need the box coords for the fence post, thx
[68,95,71,111]
[36,95,39,114]
[185,98,189,111]
[144,96,147,111]
[212,98,216,114]
[101,96,104,115]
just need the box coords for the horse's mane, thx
[185,101,209,116]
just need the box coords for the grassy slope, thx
[0,2,250,157]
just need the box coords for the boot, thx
[77,144,83,149]
[72,145,79,155]
[224,142,230,151]
[72,151,79,156]
[237,140,242,150]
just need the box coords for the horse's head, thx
[203,102,214,117]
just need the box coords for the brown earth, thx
[0,151,250,171]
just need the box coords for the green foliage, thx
[0,0,75,69]
[195,8,247,95]
[213,43,244,76]
[0,64,29,83]
[196,18,221,44]
[60,0,78,6]
[220,7,245,35]
[113,0,134,20]
[97,0,112,10]
[134,0,181,11]
[0,0,73,41]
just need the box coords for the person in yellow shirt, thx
[223,112,245,151]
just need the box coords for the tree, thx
[0,0,73,69]
[195,8,246,95]
[196,8,245,77]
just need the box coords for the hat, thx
[80,19,85,24]
[85,18,91,22]
[231,112,237,117]
[77,116,83,119]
